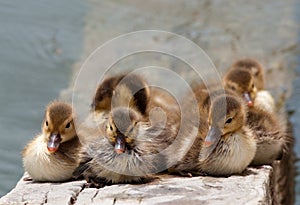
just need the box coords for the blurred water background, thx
[0,0,86,196]
[0,1,300,204]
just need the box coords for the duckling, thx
[73,106,179,186]
[223,68,275,113]
[83,74,171,143]
[74,81,182,186]
[247,107,287,165]
[91,74,150,115]
[22,101,81,182]
[82,73,150,144]
[224,68,257,107]
[229,58,265,90]
[198,95,257,176]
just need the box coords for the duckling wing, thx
[72,154,92,179]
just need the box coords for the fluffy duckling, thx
[229,58,265,90]
[223,68,257,107]
[224,68,275,113]
[73,106,180,186]
[198,95,257,176]
[74,78,182,186]
[247,107,287,165]
[23,101,81,182]
[91,74,150,115]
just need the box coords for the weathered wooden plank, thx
[73,166,273,205]
[0,163,290,205]
[0,173,85,205]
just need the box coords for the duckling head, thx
[92,75,123,111]
[92,74,150,115]
[224,69,257,107]
[106,107,143,154]
[42,102,76,153]
[231,58,265,90]
[204,95,246,157]
[112,74,150,115]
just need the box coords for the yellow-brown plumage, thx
[91,74,150,115]
[74,74,183,186]
[198,95,257,176]
[23,101,81,182]
[229,58,265,90]
[247,107,288,165]
[224,68,275,112]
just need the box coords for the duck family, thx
[23,58,290,187]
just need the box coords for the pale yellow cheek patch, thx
[106,127,117,142]
[125,137,134,144]
[108,134,116,143]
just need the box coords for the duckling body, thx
[74,107,153,185]
[170,94,257,176]
[74,106,180,185]
[168,115,208,176]
[23,102,80,182]
[198,95,257,176]
[74,76,181,186]
[247,107,286,165]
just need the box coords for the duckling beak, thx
[47,134,62,153]
[115,134,126,154]
[243,92,253,107]
[203,127,222,158]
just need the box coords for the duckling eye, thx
[65,122,71,128]
[252,84,254,89]
[230,86,236,91]
[45,121,48,126]
[110,126,113,131]
[225,118,233,124]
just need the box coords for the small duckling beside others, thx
[74,74,181,186]
[229,58,265,90]
[198,95,257,176]
[224,67,275,113]
[247,107,288,165]
[73,107,154,186]
[170,94,257,177]
[74,105,180,186]
[23,101,81,182]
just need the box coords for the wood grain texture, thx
[0,166,275,205]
